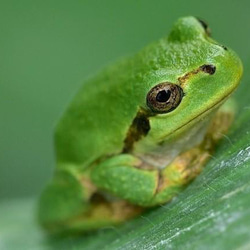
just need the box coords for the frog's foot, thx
[38,169,142,234]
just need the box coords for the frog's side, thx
[38,16,243,233]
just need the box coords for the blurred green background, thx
[1,0,250,200]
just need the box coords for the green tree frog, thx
[38,16,243,233]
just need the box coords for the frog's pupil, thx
[156,90,171,102]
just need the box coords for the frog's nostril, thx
[200,64,216,75]
[221,45,228,51]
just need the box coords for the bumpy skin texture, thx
[38,16,243,233]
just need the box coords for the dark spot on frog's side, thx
[123,111,150,153]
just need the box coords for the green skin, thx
[38,16,243,233]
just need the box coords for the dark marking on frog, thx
[196,17,211,36]
[123,109,151,153]
[221,45,228,50]
[200,64,216,75]
[90,192,107,203]
[178,68,201,86]
[178,64,216,86]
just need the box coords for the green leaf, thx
[1,60,250,249]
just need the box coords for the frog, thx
[38,16,243,234]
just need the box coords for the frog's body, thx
[38,17,243,233]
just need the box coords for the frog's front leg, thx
[91,152,208,207]
[92,104,234,207]
[91,154,160,206]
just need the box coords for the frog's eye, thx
[146,83,183,114]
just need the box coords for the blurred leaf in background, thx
[1,0,250,249]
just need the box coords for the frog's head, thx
[136,16,243,147]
